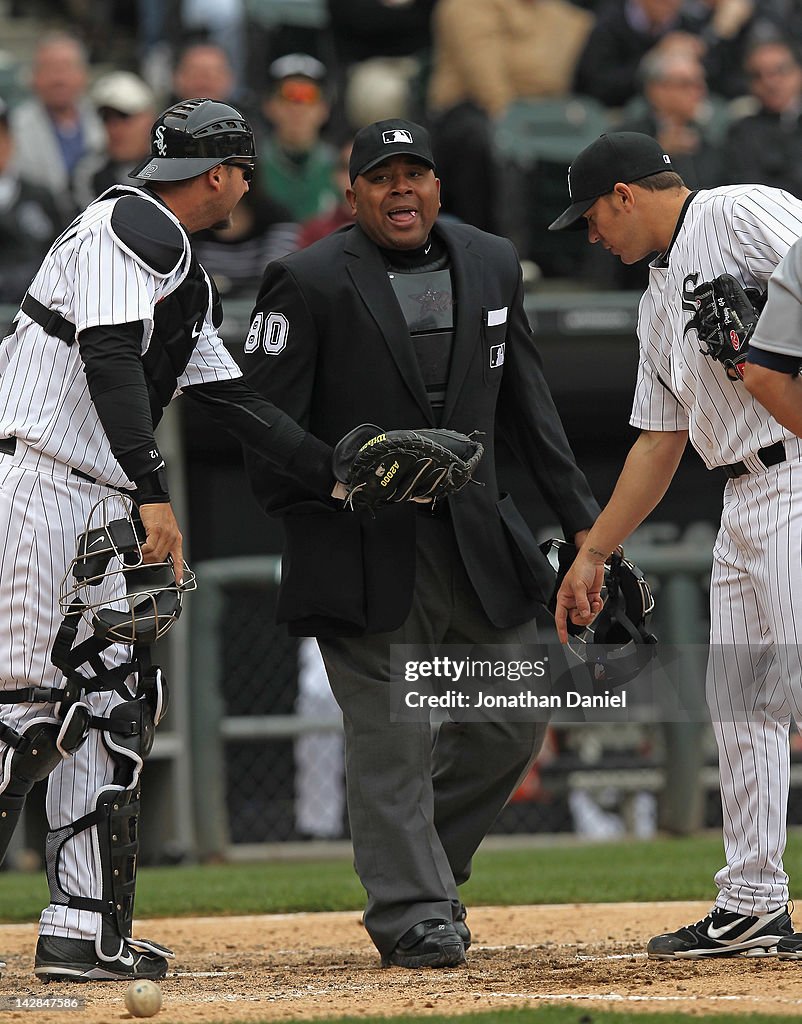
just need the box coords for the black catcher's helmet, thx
[540,538,657,689]
[129,98,255,182]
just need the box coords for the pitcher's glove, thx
[332,424,484,511]
[687,273,765,381]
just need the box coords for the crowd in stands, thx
[3,0,802,302]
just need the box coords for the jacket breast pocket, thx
[482,322,507,386]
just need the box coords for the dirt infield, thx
[3,901,802,1021]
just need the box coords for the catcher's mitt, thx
[687,273,765,381]
[332,424,484,512]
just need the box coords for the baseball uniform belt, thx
[20,292,76,345]
[0,436,105,486]
[722,441,787,479]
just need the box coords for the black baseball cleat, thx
[35,935,172,982]
[647,905,793,959]
[381,920,466,969]
[454,903,472,950]
[777,932,802,958]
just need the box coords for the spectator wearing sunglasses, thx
[258,54,340,221]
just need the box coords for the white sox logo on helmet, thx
[154,125,167,156]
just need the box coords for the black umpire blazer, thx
[243,219,599,638]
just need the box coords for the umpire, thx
[244,119,600,968]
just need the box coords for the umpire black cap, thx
[549,132,674,231]
[129,98,255,183]
[349,119,435,183]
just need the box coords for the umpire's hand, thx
[139,501,184,584]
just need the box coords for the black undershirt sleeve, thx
[183,377,335,495]
[78,322,168,496]
[80,325,334,498]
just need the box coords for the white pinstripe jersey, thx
[631,185,802,469]
[0,185,241,488]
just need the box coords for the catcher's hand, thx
[332,424,484,512]
[687,273,765,381]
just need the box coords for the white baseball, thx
[124,980,162,1018]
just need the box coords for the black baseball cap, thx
[349,119,435,183]
[549,132,674,231]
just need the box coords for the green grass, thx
[6,830,802,924]
[190,1010,795,1024]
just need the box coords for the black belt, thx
[0,436,103,485]
[723,441,786,479]
[21,293,75,344]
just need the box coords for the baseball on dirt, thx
[124,979,162,1017]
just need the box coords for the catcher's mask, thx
[60,496,196,645]
[540,538,657,689]
[129,97,255,182]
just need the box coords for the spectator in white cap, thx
[72,72,156,209]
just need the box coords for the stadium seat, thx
[495,96,610,168]
[494,97,611,278]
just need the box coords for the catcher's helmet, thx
[540,538,657,689]
[129,97,255,183]
[60,496,196,645]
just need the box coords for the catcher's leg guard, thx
[38,776,172,980]
[0,706,91,866]
[46,786,140,948]
[40,675,173,977]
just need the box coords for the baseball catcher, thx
[332,424,484,511]
[688,273,766,380]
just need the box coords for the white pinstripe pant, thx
[0,444,139,942]
[709,441,802,916]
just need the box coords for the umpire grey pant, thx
[318,513,551,957]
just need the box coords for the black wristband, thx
[134,465,170,504]
[746,345,802,376]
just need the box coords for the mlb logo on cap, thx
[349,118,436,182]
[382,129,413,145]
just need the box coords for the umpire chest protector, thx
[386,243,455,421]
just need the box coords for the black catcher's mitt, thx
[688,273,765,381]
[332,424,484,511]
